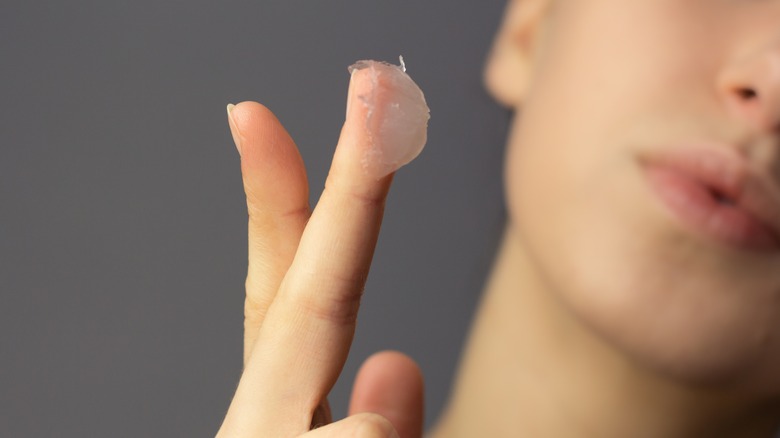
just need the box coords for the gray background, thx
[1,1,509,436]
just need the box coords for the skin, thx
[434,0,780,436]
[217,0,780,436]
[217,65,424,438]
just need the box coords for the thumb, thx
[348,351,424,438]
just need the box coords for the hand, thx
[216,62,428,438]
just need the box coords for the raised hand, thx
[216,60,429,438]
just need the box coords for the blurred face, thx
[507,0,780,394]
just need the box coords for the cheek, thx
[507,112,780,394]
[505,65,780,395]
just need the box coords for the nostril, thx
[708,186,736,206]
[736,87,758,100]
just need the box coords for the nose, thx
[718,39,780,135]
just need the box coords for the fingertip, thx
[230,100,275,122]
[226,101,280,158]
[349,350,424,438]
[339,60,430,180]
[229,101,305,169]
[227,101,281,145]
[228,100,309,217]
[361,351,424,384]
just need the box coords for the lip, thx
[639,143,780,252]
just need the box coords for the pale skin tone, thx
[218,0,780,437]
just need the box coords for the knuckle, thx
[344,187,386,209]
[243,294,271,324]
[325,266,369,293]
[283,268,366,326]
[279,204,312,221]
[243,184,266,216]
[295,285,364,326]
[354,413,396,438]
[324,176,387,210]
[247,201,310,225]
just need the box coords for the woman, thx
[217,1,780,436]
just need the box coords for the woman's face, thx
[507,0,780,394]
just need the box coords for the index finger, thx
[217,59,429,437]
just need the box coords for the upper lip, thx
[639,142,780,241]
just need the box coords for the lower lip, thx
[643,164,780,252]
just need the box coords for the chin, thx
[550,153,780,397]
[559,237,780,396]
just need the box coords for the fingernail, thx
[345,68,357,120]
[226,103,242,157]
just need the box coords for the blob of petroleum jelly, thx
[347,57,430,179]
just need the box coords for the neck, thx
[430,223,780,438]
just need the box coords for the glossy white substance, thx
[347,57,430,179]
